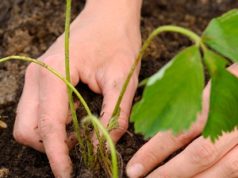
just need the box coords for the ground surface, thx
[0,0,237,177]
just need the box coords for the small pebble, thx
[0,168,9,178]
[0,120,7,129]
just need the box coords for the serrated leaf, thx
[203,50,238,141]
[203,48,228,76]
[202,9,238,62]
[131,46,204,138]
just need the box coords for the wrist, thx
[85,0,142,12]
[83,0,142,24]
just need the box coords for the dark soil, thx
[0,0,237,178]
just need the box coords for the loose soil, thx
[0,0,237,178]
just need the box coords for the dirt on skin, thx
[0,0,237,178]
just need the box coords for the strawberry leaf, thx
[202,9,238,62]
[131,46,204,138]
[203,50,238,141]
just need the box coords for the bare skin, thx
[13,0,238,178]
[127,64,238,178]
[13,0,142,177]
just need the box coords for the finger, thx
[38,56,79,178]
[99,68,138,143]
[147,130,238,178]
[126,129,200,178]
[228,63,238,76]
[14,64,44,152]
[126,84,210,178]
[144,66,238,178]
[79,66,102,94]
[194,145,238,178]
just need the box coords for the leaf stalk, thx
[110,25,202,125]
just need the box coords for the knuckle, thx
[43,55,59,66]
[167,134,178,145]
[176,129,200,146]
[25,64,36,79]
[13,127,30,145]
[38,114,53,139]
[174,134,190,146]
[224,159,238,177]
[189,140,217,166]
[40,57,58,77]
[79,67,93,84]
[105,79,123,93]
[69,66,80,85]
[165,134,183,147]
[144,150,160,165]
[42,55,79,85]
[41,55,64,75]
[117,117,129,133]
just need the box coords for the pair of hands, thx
[13,1,238,178]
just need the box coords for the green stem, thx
[65,0,71,80]
[85,115,118,178]
[111,25,201,119]
[64,0,84,147]
[138,77,149,87]
[0,56,92,117]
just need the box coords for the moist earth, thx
[0,0,237,178]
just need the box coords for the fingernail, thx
[127,164,144,178]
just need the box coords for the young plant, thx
[0,0,118,177]
[110,9,238,143]
[1,2,238,178]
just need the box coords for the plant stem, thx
[85,115,118,178]
[111,25,201,120]
[138,77,149,87]
[64,0,84,147]
[0,56,92,116]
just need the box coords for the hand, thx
[127,64,238,178]
[13,1,142,177]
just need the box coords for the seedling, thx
[117,9,238,142]
[0,1,238,177]
[0,0,118,177]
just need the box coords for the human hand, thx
[13,1,142,177]
[127,64,238,178]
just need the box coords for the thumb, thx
[99,72,138,143]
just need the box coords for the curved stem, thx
[111,25,201,118]
[0,56,92,117]
[85,115,118,178]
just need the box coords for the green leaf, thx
[131,46,204,138]
[202,9,238,62]
[203,48,228,76]
[203,50,238,141]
